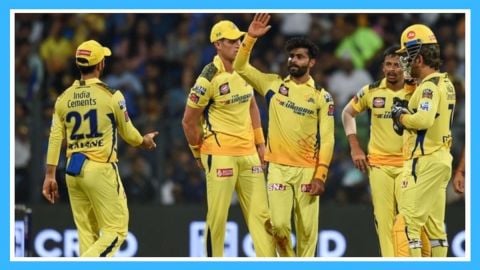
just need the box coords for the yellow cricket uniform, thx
[186,56,275,257]
[234,36,335,257]
[349,78,413,256]
[399,72,455,255]
[46,78,143,256]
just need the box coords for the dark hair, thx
[285,37,319,59]
[383,45,401,59]
[419,44,442,70]
[76,57,97,75]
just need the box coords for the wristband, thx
[314,165,329,182]
[254,127,265,145]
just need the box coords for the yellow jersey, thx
[350,78,413,166]
[234,36,335,170]
[401,72,456,159]
[46,78,143,165]
[186,55,256,156]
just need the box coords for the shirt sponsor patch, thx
[118,100,126,110]
[279,84,289,96]
[373,97,386,108]
[219,83,230,95]
[268,183,287,191]
[420,101,430,111]
[217,168,233,177]
[189,93,200,103]
[252,166,263,174]
[328,104,335,116]
[192,85,207,95]
[422,89,433,99]
[301,184,312,193]
[324,93,333,102]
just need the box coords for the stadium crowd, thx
[14,13,465,205]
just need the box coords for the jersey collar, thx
[73,78,103,86]
[213,55,227,73]
[284,75,316,88]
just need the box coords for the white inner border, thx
[10,9,471,262]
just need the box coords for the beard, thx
[288,64,308,78]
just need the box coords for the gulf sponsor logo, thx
[372,97,386,108]
[76,49,91,57]
[279,84,289,96]
[189,93,200,104]
[217,168,233,177]
[219,83,230,95]
[268,183,287,191]
[422,89,433,99]
[328,104,335,116]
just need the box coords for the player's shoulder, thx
[315,83,334,103]
[95,82,118,95]
[198,62,218,82]
[367,79,383,90]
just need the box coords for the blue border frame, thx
[3,1,477,270]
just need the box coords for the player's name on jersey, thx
[67,91,97,108]
[68,139,104,149]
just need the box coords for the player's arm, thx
[233,14,278,96]
[310,91,335,196]
[182,76,212,162]
[399,85,439,130]
[112,91,157,149]
[249,96,266,165]
[43,98,65,204]
[342,101,369,173]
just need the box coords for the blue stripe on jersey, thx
[411,129,427,159]
[203,100,221,147]
[265,90,275,109]
[106,113,117,162]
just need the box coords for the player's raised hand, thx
[141,131,159,150]
[248,13,271,38]
[42,176,59,204]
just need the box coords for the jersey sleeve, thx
[350,85,369,113]
[46,98,66,166]
[186,75,214,109]
[234,35,281,96]
[402,82,439,130]
[112,91,143,147]
[315,90,335,180]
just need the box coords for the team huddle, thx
[42,13,459,257]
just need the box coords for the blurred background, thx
[13,12,466,257]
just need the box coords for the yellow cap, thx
[75,40,112,66]
[397,24,438,53]
[210,20,245,43]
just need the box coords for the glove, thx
[391,105,408,136]
[391,97,409,136]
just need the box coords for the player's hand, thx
[141,131,159,150]
[309,178,325,196]
[452,170,465,194]
[42,176,59,204]
[351,145,368,174]
[248,13,271,38]
[391,105,408,136]
[256,143,266,168]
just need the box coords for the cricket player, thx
[234,14,335,257]
[182,20,275,257]
[42,40,158,257]
[392,24,456,257]
[341,45,433,257]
